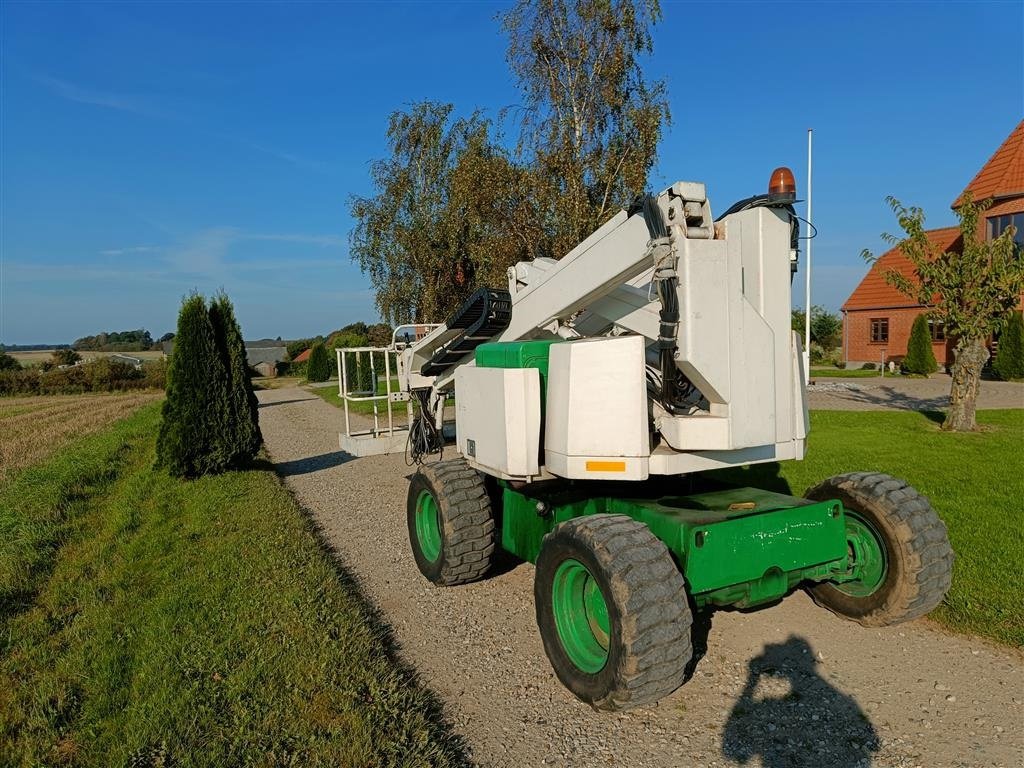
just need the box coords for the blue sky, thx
[1,1,1021,345]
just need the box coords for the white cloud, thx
[99,245,162,256]
[34,74,161,117]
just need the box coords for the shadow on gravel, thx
[257,398,314,408]
[722,635,879,768]
[255,451,353,477]
[820,384,950,413]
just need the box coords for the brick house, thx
[842,119,1024,369]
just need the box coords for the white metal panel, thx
[545,336,648,478]
[498,213,653,342]
[455,367,541,477]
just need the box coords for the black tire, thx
[806,472,954,626]
[534,514,693,711]
[407,458,495,585]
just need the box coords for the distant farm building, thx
[253,361,277,378]
[843,120,1024,368]
[292,348,312,363]
[109,354,143,369]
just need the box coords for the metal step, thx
[420,287,512,375]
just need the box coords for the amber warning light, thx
[768,166,797,203]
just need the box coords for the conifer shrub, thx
[209,293,262,465]
[156,294,232,477]
[306,342,331,383]
[902,314,938,376]
[993,311,1024,381]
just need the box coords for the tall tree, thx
[501,0,669,257]
[350,0,669,324]
[350,103,519,324]
[868,195,1023,431]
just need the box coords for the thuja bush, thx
[210,293,262,465]
[157,293,261,477]
[993,312,1024,381]
[902,314,938,376]
[306,343,331,383]
[156,294,229,477]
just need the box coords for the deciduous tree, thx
[350,0,669,325]
[868,195,1023,431]
[501,0,669,257]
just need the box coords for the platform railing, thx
[333,324,445,457]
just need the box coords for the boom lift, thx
[339,169,954,711]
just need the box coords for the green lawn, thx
[0,403,465,767]
[809,367,885,378]
[311,378,403,416]
[709,409,1024,646]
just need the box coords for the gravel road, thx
[257,387,1023,768]
[806,376,1024,412]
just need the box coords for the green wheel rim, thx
[551,559,610,674]
[415,490,442,563]
[838,511,888,597]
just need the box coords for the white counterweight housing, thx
[370,180,809,482]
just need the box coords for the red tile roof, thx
[293,348,311,363]
[985,197,1024,218]
[842,227,962,311]
[954,119,1024,207]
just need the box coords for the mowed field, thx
[9,349,166,367]
[0,401,466,767]
[0,392,162,481]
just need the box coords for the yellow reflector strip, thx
[586,460,626,472]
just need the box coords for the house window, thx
[870,318,889,343]
[928,319,946,342]
[988,213,1024,249]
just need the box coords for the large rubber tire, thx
[534,514,693,711]
[806,472,954,627]
[407,459,495,586]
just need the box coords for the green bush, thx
[861,362,876,370]
[0,352,20,371]
[993,312,1024,381]
[306,343,331,383]
[902,314,938,376]
[0,358,164,396]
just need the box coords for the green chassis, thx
[499,483,874,609]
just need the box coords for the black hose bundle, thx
[406,389,444,465]
[639,195,692,414]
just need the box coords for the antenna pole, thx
[804,128,813,384]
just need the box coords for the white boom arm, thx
[392,180,808,480]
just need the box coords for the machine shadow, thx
[720,635,880,768]
[702,462,793,495]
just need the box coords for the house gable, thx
[842,227,962,311]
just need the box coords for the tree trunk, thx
[944,336,989,432]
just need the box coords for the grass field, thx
[0,404,465,767]
[709,409,1024,646]
[9,349,165,367]
[0,392,162,482]
[809,367,886,378]
[311,378,405,416]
